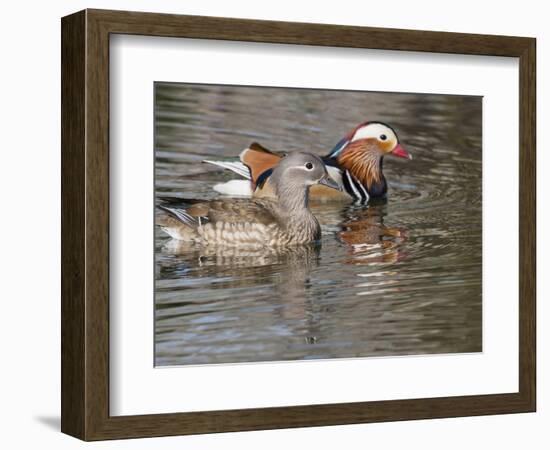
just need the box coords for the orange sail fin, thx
[240,142,283,188]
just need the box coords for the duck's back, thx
[197,199,276,247]
[160,198,318,247]
[201,198,322,247]
[208,198,276,221]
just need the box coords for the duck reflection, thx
[337,203,408,265]
[157,237,319,299]
[159,238,319,271]
[156,237,322,349]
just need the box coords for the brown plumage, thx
[158,152,341,247]
[158,198,317,247]
[336,139,383,189]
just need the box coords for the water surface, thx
[154,83,482,366]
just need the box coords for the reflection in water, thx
[154,83,482,366]
[338,204,407,265]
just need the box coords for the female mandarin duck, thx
[157,152,340,246]
[205,121,411,204]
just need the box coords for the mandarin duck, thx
[204,121,411,204]
[157,152,340,246]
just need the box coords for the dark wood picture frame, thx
[61,9,536,441]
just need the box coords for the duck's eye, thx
[379,134,387,141]
[305,162,314,170]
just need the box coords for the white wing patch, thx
[213,180,253,197]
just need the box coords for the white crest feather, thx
[351,123,397,143]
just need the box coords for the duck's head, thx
[271,152,340,192]
[329,121,411,161]
[328,121,411,191]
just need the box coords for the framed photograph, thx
[61,9,536,440]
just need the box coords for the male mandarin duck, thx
[157,152,341,246]
[204,121,412,204]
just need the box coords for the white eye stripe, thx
[351,123,396,143]
[292,165,315,172]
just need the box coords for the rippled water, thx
[154,83,482,366]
